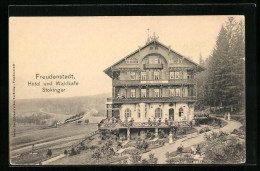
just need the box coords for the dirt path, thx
[141,119,242,164]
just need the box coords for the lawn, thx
[10,123,98,165]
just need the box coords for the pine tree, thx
[204,17,245,113]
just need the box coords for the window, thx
[176,88,180,96]
[154,58,158,64]
[150,46,153,50]
[130,89,136,98]
[170,72,175,80]
[169,57,174,63]
[154,89,160,97]
[126,58,138,64]
[170,89,175,97]
[155,108,162,118]
[141,89,147,98]
[138,109,141,118]
[154,71,160,80]
[130,72,136,80]
[125,108,132,118]
[179,108,183,117]
[177,58,182,63]
[175,71,180,79]
[141,72,146,80]
[149,58,153,64]
[155,46,159,50]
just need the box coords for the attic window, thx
[169,57,174,63]
[177,58,182,63]
[126,58,138,64]
[150,46,153,50]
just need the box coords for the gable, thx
[104,40,205,77]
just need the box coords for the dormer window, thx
[126,58,138,64]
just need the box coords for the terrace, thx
[112,79,196,86]
[107,96,196,103]
[98,118,190,129]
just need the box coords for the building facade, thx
[99,35,205,141]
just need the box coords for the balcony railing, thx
[107,96,196,103]
[112,79,195,86]
[143,63,163,69]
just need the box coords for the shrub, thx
[130,154,142,164]
[46,149,52,157]
[177,145,184,153]
[64,150,68,155]
[70,148,77,156]
[92,150,101,160]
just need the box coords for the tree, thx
[205,17,245,113]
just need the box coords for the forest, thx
[196,17,245,114]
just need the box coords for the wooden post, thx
[127,128,130,141]
[155,128,158,137]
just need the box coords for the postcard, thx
[9,16,246,165]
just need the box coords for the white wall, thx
[119,102,195,122]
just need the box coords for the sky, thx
[9,16,244,99]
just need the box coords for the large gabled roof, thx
[104,40,206,78]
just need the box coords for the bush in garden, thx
[70,148,77,156]
[141,159,149,164]
[92,150,101,160]
[158,129,165,138]
[148,153,158,164]
[177,145,184,153]
[46,149,52,157]
[205,137,245,163]
[64,150,68,155]
[130,154,142,164]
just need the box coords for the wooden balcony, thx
[107,96,196,103]
[143,63,163,69]
[112,79,196,86]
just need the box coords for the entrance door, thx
[169,108,174,121]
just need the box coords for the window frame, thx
[170,88,175,97]
[170,72,175,80]
[130,89,136,98]
[155,108,162,118]
[154,71,160,80]
[141,72,147,80]
[176,88,180,97]
[141,89,147,98]
[130,72,136,80]
[175,71,180,79]
[154,89,160,97]
[125,108,132,118]
[179,108,183,117]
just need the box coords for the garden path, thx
[141,119,242,164]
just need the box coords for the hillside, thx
[15,93,110,116]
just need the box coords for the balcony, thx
[169,79,195,85]
[107,96,196,103]
[112,79,195,86]
[143,63,163,69]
